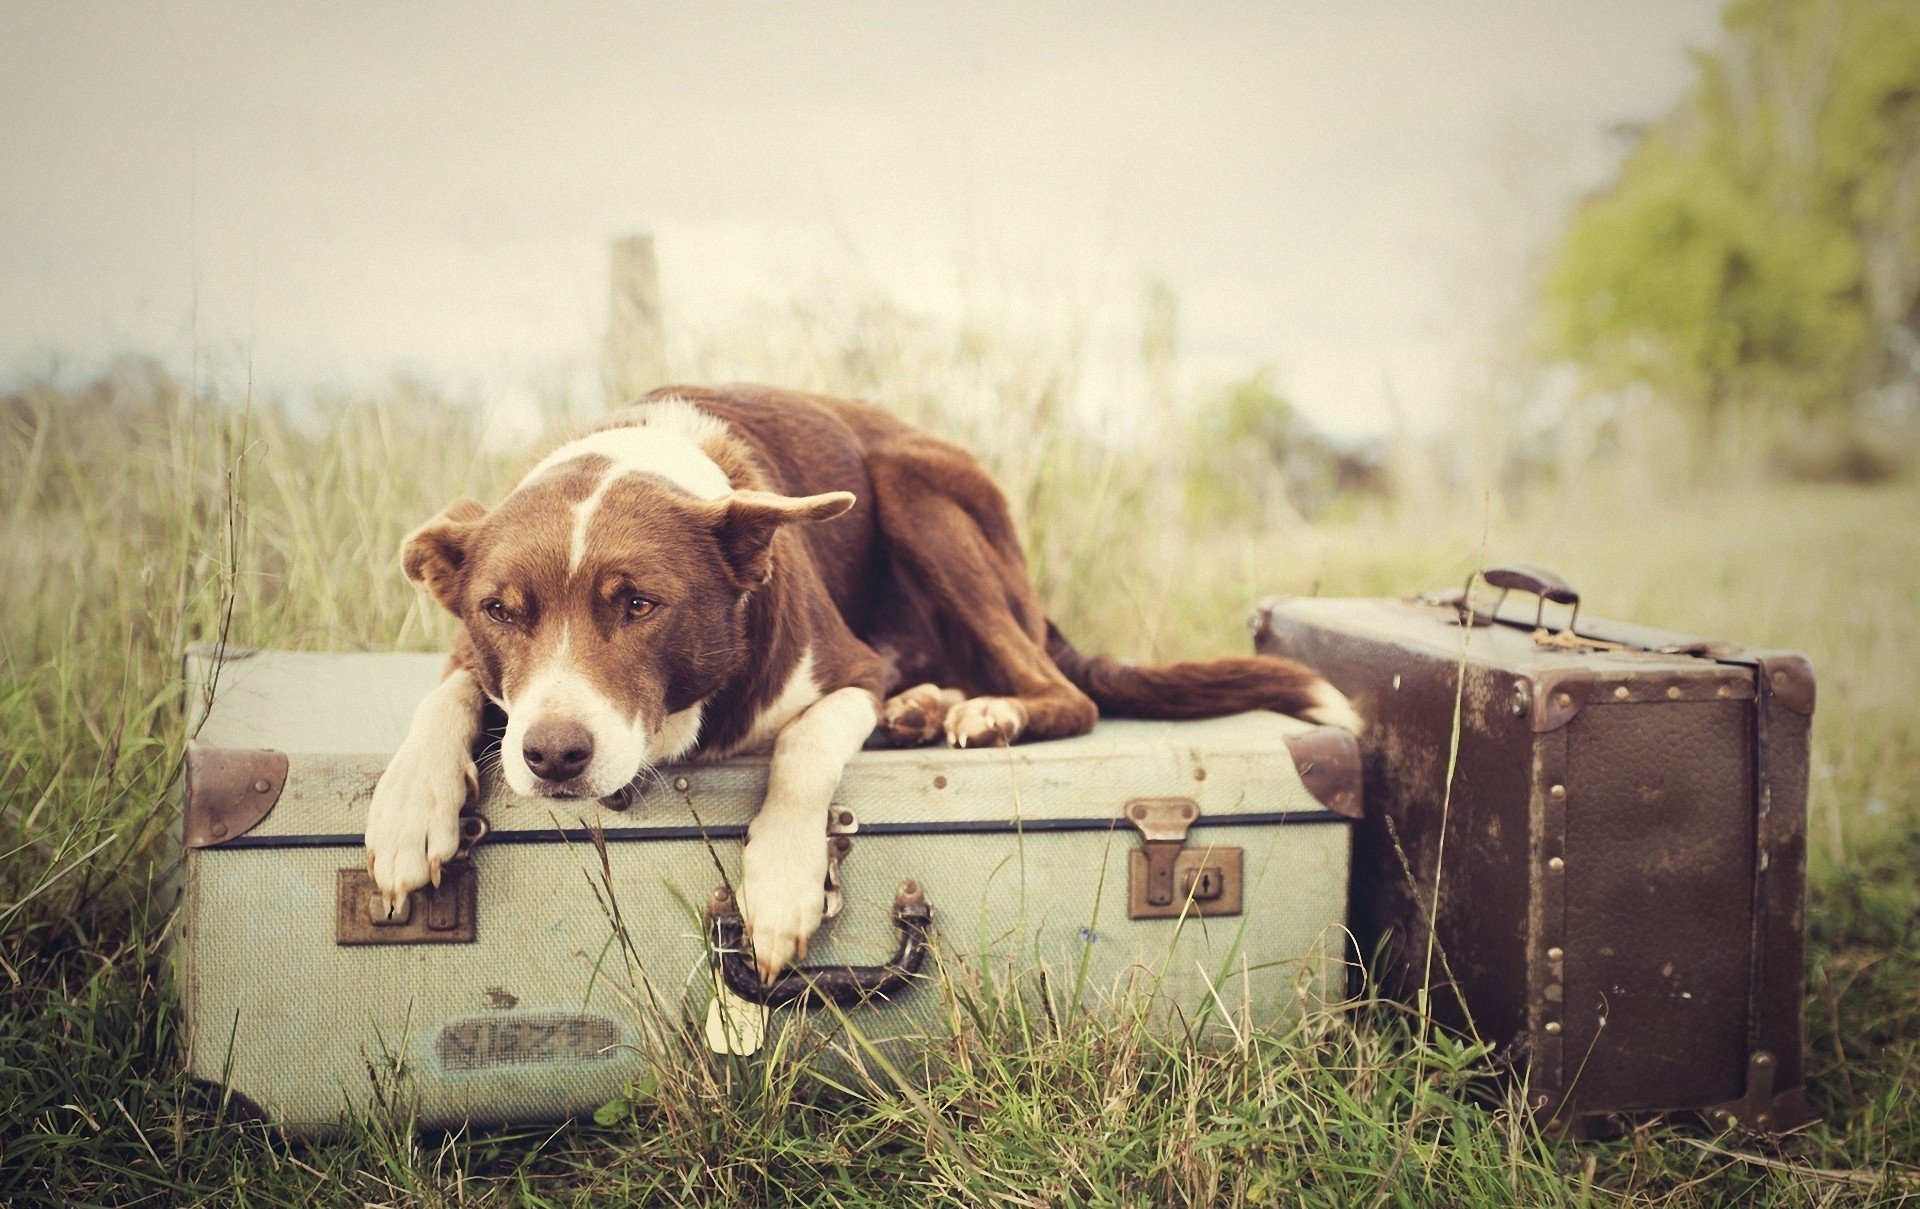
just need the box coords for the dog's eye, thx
[623,595,658,620]
[482,599,514,626]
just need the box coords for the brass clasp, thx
[1124,797,1243,919]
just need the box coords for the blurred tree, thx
[1204,367,1297,459]
[1186,368,1387,522]
[1546,0,1920,468]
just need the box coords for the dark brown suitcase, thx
[1253,565,1813,1134]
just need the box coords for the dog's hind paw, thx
[945,696,1027,748]
[879,683,965,747]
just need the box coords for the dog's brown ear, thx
[401,498,489,614]
[711,490,855,588]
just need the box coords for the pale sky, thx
[0,1,1724,438]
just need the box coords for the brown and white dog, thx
[365,384,1360,978]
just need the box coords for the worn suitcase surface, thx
[1253,567,1812,1133]
[172,646,1361,1131]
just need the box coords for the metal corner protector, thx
[1528,667,1592,733]
[183,740,289,848]
[1756,653,1816,717]
[1284,726,1363,818]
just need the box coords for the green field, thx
[2,374,1917,1205]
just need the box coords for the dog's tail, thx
[1046,621,1362,732]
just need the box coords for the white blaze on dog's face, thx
[400,409,854,800]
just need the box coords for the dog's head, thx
[403,443,852,800]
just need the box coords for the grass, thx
[1,349,1917,1205]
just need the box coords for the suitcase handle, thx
[705,880,933,1008]
[1462,563,1584,636]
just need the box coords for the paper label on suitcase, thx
[703,988,770,1057]
[436,1014,626,1072]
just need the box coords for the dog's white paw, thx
[945,696,1027,748]
[739,818,829,981]
[365,737,477,919]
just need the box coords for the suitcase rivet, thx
[1544,1021,1563,1035]
[1548,857,1565,872]
[1666,686,1682,699]
[933,776,947,789]
[1554,692,1572,709]
[1613,686,1630,700]
[252,779,271,793]
[1549,784,1566,799]
[674,776,689,792]
[1192,767,1207,781]
[211,822,227,838]
[1547,946,1563,961]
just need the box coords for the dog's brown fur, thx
[371,383,1356,975]
[659,384,1343,741]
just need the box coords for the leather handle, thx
[1479,563,1579,605]
[1461,563,1584,636]
[707,880,932,1009]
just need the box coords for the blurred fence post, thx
[603,233,665,405]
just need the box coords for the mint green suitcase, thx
[173,646,1359,1131]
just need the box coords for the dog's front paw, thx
[364,738,477,919]
[738,820,830,981]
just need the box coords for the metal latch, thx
[822,807,858,920]
[1125,797,1243,919]
[335,811,488,946]
[336,863,478,945]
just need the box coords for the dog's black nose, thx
[523,718,594,783]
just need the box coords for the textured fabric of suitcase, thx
[172,647,1359,1132]
[1253,578,1812,1134]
